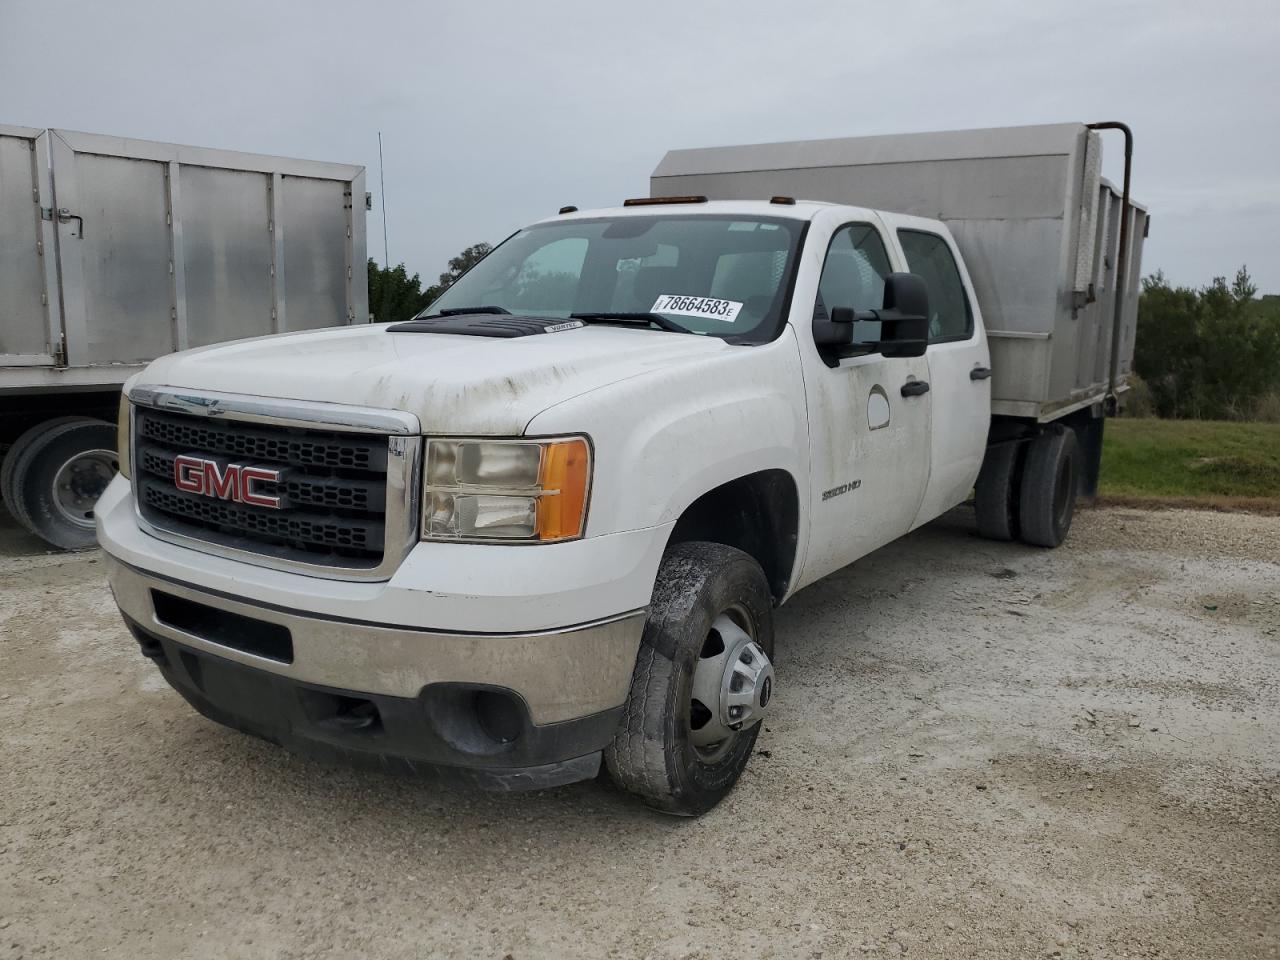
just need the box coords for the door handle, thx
[57,207,85,239]
[900,379,930,397]
[970,366,992,381]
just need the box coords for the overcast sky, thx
[3,0,1277,292]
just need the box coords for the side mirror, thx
[812,272,931,363]
[813,306,856,349]
[877,273,929,358]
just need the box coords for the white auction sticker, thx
[651,294,743,323]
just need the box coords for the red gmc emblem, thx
[173,455,282,509]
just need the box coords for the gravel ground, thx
[1,504,1277,959]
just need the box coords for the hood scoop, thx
[386,315,584,338]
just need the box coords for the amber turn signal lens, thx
[536,438,590,541]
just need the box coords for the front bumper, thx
[95,476,672,635]
[108,554,645,787]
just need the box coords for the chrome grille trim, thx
[129,387,421,582]
[129,386,420,435]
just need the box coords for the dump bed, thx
[0,126,367,392]
[652,123,1148,421]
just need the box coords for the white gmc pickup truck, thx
[98,123,1147,815]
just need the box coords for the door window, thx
[897,230,972,342]
[815,224,893,345]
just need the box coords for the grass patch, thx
[1099,418,1280,507]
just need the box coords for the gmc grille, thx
[135,408,391,568]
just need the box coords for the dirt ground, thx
[1,504,1277,960]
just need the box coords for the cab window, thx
[814,224,893,345]
[508,237,588,314]
[425,215,805,342]
[897,230,972,342]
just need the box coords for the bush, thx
[1135,268,1280,420]
[1252,392,1280,423]
[1120,374,1156,418]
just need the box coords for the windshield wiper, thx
[570,312,691,334]
[427,305,512,317]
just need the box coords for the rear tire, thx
[1018,426,1080,548]
[974,440,1022,541]
[3,417,118,549]
[605,542,774,817]
[2,415,91,511]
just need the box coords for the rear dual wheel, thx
[975,425,1080,548]
[1019,426,1080,547]
[605,542,775,816]
[974,439,1021,541]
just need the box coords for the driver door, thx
[796,219,932,587]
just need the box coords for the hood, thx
[135,322,729,433]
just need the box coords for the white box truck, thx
[0,126,367,548]
[96,122,1146,815]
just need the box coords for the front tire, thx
[605,542,775,816]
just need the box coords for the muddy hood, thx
[134,322,729,434]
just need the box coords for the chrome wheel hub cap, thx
[689,607,774,762]
[51,449,117,528]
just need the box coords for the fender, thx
[526,328,811,600]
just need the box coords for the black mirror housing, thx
[812,272,930,364]
[813,305,856,348]
[877,273,929,358]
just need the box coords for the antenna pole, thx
[377,131,390,266]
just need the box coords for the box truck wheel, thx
[3,416,89,510]
[974,440,1023,541]
[1018,426,1080,548]
[2,417,118,549]
[605,542,775,816]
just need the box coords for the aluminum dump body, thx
[0,126,367,392]
[652,123,1148,421]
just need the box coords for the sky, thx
[3,0,1277,292]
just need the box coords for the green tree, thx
[437,243,493,291]
[1135,266,1280,419]
[367,242,495,322]
[367,260,433,322]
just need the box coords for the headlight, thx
[116,391,132,480]
[423,437,591,542]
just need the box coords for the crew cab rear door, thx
[890,222,991,527]
[793,214,932,588]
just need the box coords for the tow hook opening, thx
[474,690,523,744]
[300,690,383,736]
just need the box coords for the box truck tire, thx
[3,416,89,509]
[974,440,1023,542]
[605,542,775,816]
[1018,426,1080,548]
[2,418,117,549]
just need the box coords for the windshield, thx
[423,214,806,341]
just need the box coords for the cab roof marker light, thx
[558,205,578,214]
[770,196,796,205]
[622,195,708,207]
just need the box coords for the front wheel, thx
[605,542,775,816]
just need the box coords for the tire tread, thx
[4,417,116,548]
[974,440,1021,541]
[1019,426,1078,548]
[604,541,772,816]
